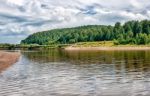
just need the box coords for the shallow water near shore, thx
[0,49,150,96]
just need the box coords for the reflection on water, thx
[0,49,150,96]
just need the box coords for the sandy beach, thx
[65,46,150,51]
[0,51,20,73]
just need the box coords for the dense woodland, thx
[21,20,150,45]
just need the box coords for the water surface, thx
[0,49,150,96]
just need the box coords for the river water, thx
[0,49,150,96]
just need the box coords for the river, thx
[0,49,150,96]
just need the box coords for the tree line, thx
[21,20,150,45]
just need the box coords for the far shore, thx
[65,46,150,51]
[0,51,20,73]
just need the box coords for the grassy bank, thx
[0,43,70,50]
[1,41,150,50]
[71,41,115,47]
[64,41,150,51]
[68,41,150,47]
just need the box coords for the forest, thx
[21,20,150,45]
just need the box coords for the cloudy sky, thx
[0,0,150,43]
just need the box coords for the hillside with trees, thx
[21,20,150,45]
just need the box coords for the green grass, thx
[72,41,115,47]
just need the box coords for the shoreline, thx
[0,51,20,73]
[65,46,150,51]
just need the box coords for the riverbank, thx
[1,41,150,51]
[0,51,20,73]
[64,41,150,51]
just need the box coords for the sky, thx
[0,0,150,44]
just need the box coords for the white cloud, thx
[7,0,25,6]
[130,0,141,8]
[0,0,150,43]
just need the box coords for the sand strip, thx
[0,51,20,73]
[65,46,150,51]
